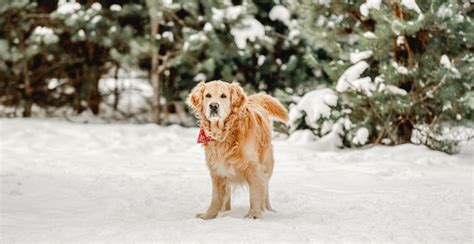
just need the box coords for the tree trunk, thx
[150,16,161,124]
[88,84,101,115]
[20,34,32,117]
[397,120,414,144]
[113,65,120,110]
[22,62,32,117]
[83,65,102,115]
[23,100,32,117]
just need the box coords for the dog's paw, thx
[244,211,262,219]
[196,213,217,220]
[266,206,276,212]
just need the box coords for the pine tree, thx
[0,1,60,117]
[1,0,326,119]
[52,0,148,114]
[296,0,473,153]
[153,0,323,102]
[0,0,149,115]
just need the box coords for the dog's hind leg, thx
[265,179,275,212]
[244,166,266,219]
[263,147,275,212]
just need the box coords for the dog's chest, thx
[209,159,236,177]
[205,146,237,177]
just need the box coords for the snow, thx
[363,31,377,39]
[269,5,290,25]
[212,6,245,23]
[411,124,474,148]
[367,0,381,9]
[78,29,86,39]
[317,16,326,27]
[98,76,153,122]
[376,76,407,96]
[288,29,300,42]
[396,36,405,46]
[33,26,53,36]
[443,101,453,111]
[230,17,265,49]
[336,61,370,93]
[437,4,453,18]
[276,58,282,65]
[455,14,465,23]
[396,66,408,74]
[359,0,381,17]
[391,61,409,74]
[359,4,369,17]
[349,50,373,64]
[182,41,189,51]
[323,93,338,107]
[162,31,174,42]
[203,23,213,32]
[401,0,422,15]
[440,54,460,77]
[347,33,359,45]
[110,4,121,11]
[91,15,102,24]
[316,0,331,6]
[193,73,207,82]
[1,119,472,243]
[286,129,317,145]
[188,32,208,43]
[31,27,59,44]
[288,88,338,131]
[350,77,375,96]
[352,127,369,145]
[374,74,385,84]
[287,121,344,151]
[317,120,345,150]
[384,85,408,96]
[47,78,60,89]
[161,0,173,7]
[56,0,81,15]
[91,2,101,11]
[257,55,266,66]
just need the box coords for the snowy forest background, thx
[1,1,474,242]
[1,0,473,153]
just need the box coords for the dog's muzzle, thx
[209,103,219,117]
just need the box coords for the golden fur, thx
[187,80,288,219]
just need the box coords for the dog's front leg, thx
[221,183,231,212]
[244,167,265,219]
[196,174,226,220]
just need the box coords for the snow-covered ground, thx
[1,119,472,243]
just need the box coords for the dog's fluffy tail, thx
[249,93,289,122]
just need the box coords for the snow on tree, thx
[0,0,149,116]
[297,0,473,153]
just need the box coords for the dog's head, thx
[187,80,246,122]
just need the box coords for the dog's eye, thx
[206,94,211,98]
[221,94,227,98]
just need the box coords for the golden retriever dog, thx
[187,80,288,219]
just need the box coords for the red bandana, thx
[197,128,212,144]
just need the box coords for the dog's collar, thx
[197,128,212,145]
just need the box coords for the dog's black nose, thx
[209,103,219,111]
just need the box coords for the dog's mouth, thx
[209,110,219,118]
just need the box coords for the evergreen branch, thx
[374,120,389,144]
[414,74,447,104]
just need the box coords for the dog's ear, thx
[186,82,205,114]
[230,82,246,111]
